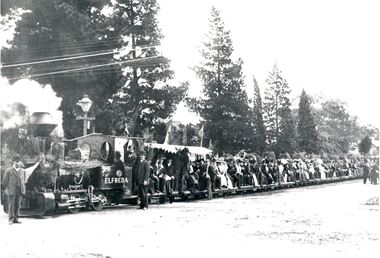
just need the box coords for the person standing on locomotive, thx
[137,151,150,210]
[111,151,127,190]
[113,151,125,176]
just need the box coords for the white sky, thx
[158,0,380,127]
[1,0,379,129]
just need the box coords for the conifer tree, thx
[263,63,297,154]
[298,89,319,153]
[277,97,298,154]
[104,0,187,140]
[358,135,372,155]
[189,7,250,154]
[251,76,266,154]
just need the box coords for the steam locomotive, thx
[1,112,148,215]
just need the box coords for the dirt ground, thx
[0,180,378,258]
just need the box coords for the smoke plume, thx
[0,76,63,137]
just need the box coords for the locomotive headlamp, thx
[76,94,95,136]
[116,170,123,177]
[77,94,93,113]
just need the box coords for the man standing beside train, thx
[2,156,26,224]
[137,150,150,210]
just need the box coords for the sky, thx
[0,0,379,130]
[158,0,380,127]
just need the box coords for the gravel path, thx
[0,180,378,258]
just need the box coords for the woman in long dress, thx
[216,161,233,189]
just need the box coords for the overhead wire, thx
[7,55,167,80]
[3,34,229,80]
[12,39,122,55]
[3,35,158,58]
[2,31,227,67]
[1,43,161,68]
[2,50,118,68]
[25,64,158,79]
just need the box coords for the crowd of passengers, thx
[124,148,379,196]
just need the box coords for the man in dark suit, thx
[2,156,25,224]
[137,151,150,210]
[363,160,370,184]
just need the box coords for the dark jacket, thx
[2,167,25,195]
[137,159,150,185]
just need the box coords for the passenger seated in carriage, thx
[196,159,210,191]
[186,162,199,192]
[247,158,260,187]
[284,160,295,182]
[300,160,310,181]
[260,161,270,185]
[263,160,275,184]
[270,161,279,184]
[209,158,220,190]
[313,161,321,179]
[293,160,307,182]
[290,160,300,181]
[227,159,242,188]
[306,160,316,180]
[322,161,330,178]
[158,158,174,195]
[315,159,326,179]
[149,157,162,194]
[240,159,252,186]
[277,159,289,183]
[349,160,358,176]
[216,159,233,189]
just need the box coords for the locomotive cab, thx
[63,133,144,206]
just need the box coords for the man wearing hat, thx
[2,156,26,224]
[363,159,370,184]
[137,151,150,210]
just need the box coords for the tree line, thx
[1,1,378,157]
[188,7,378,156]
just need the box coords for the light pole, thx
[76,94,95,136]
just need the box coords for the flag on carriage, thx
[198,125,204,147]
[164,123,172,144]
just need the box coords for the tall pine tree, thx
[263,63,297,155]
[103,0,187,140]
[189,7,250,155]
[251,76,266,154]
[277,96,297,154]
[297,89,319,153]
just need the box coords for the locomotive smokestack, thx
[30,112,57,137]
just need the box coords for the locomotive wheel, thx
[91,201,104,211]
[90,194,107,211]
